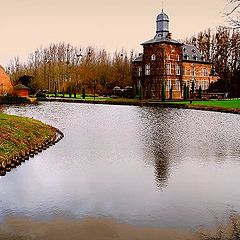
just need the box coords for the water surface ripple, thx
[1,102,240,229]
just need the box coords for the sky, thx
[0,0,229,67]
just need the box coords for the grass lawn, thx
[191,99,240,109]
[46,93,240,110]
[0,114,56,162]
[163,99,240,109]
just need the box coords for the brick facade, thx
[0,66,13,95]
[132,10,218,100]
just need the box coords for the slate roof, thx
[182,44,210,63]
[132,44,211,64]
[157,10,169,21]
[132,53,143,62]
[141,36,181,45]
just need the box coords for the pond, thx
[1,102,240,229]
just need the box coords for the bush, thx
[0,95,30,104]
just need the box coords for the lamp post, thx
[93,80,96,100]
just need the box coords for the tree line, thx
[184,26,240,97]
[6,43,134,96]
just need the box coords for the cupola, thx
[156,9,169,37]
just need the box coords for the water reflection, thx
[1,103,240,229]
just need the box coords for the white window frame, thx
[202,68,208,76]
[145,64,150,75]
[175,64,180,75]
[191,66,195,76]
[166,79,171,91]
[166,63,171,75]
[151,54,156,61]
[175,79,181,91]
[137,66,142,76]
[201,80,209,90]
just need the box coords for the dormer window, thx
[192,49,196,53]
[183,47,186,51]
[193,55,198,60]
[184,54,189,60]
[151,54,156,61]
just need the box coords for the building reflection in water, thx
[137,107,177,190]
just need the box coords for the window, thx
[175,64,180,75]
[193,55,198,60]
[167,55,171,60]
[151,54,156,61]
[166,63,171,75]
[145,64,150,75]
[166,79,171,91]
[175,79,181,91]
[202,68,208,76]
[191,66,195,76]
[177,55,180,61]
[182,66,185,75]
[201,80,209,90]
[195,80,199,90]
[137,66,142,76]
[205,68,208,76]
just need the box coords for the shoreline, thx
[0,113,64,176]
[0,215,239,240]
[42,98,240,115]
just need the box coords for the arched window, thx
[151,54,156,61]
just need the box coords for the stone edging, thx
[0,129,64,177]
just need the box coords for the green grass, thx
[46,94,240,110]
[0,113,56,162]
[191,99,240,109]
[160,99,240,110]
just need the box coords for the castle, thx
[132,10,218,100]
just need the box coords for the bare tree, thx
[226,0,240,28]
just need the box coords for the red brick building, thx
[0,65,13,95]
[14,83,30,97]
[132,10,218,100]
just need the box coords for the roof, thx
[157,10,169,21]
[132,53,143,62]
[14,83,30,90]
[142,37,180,45]
[182,44,211,63]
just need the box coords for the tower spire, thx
[156,9,169,38]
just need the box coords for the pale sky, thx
[0,0,228,67]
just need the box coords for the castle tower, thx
[155,9,170,39]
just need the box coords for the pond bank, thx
[0,113,64,176]
[43,98,240,114]
[0,216,239,240]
